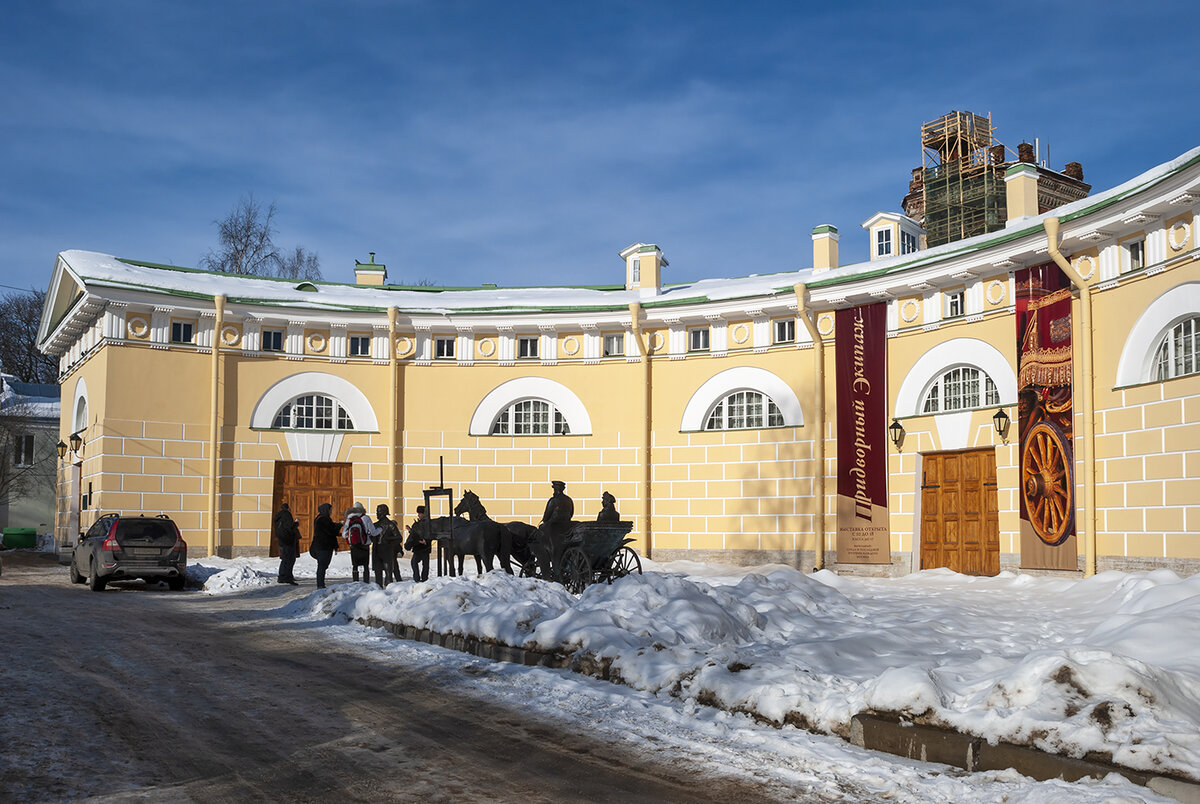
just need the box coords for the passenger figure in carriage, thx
[596,491,619,523]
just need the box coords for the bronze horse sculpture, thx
[453,490,537,575]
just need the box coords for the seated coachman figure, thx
[534,480,575,577]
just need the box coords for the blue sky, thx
[2,0,1197,294]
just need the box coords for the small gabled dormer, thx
[862,212,924,261]
[620,243,667,297]
[354,252,387,286]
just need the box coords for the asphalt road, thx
[0,552,789,803]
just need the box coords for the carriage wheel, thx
[1021,420,1074,546]
[560,547,593,594]
[608,547,642,582]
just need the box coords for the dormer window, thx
[631,257,641,283]
[901,231,918,254]
[876,228,892,258]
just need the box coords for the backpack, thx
[346,515,368,546]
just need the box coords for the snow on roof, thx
[57,145,1200,311]
[57,250,814,315]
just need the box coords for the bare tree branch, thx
[0,289,58,384]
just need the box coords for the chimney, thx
[990,144,1006,165]
[1017,142,1035,164]
[811,224,839,273]
[1063,161,1084,181]
[354,252,387,286]
[1004,163,1040,223]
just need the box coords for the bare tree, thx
[277,246,322,281]
[0,289,58,384]
[200,195,322,280]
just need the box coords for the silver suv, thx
[69,514,187,591]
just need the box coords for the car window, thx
[115,519,175,541]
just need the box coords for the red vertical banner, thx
[1015,264,1078,570]
[835,302,890,564]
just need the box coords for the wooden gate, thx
[920,448,999,575]
[270,462,354,555]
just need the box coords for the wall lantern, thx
[69,431,84,454]
[888,418,905,452]
[993,407,1011,442]
[56,440,68,460]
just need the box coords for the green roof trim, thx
[811,224,838,235]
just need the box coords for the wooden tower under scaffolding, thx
[919,111,1008,247]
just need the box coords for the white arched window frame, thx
[920,366,1001,414]
[894,338,1016,451]
[1116,283,1200,386]
[490,398,571,435]
[703,390,785,431]
[72,378,89,432]
[271,394,356,431]
[1152,316,1200,380]
[250,372,379,462]
[680,367,803,432]
[469,378,592,436]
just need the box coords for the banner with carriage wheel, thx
[835,302,890,564]
[1015,264,1078,570]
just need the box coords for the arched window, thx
[1153,316,1200,380]
[921,366,999,413]
[490,398,570,435]
[703,390,784,431]
[272,394,355,430]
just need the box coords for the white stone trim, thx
[1115,281,1200,386]
[250,372,379,431]
[893,338,1016,417]
[72,378,90,432]
[468,377,592,436]
[679,367,804,431]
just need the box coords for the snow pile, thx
[185,553,1200,780]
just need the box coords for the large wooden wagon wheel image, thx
[1021,420,1074,546]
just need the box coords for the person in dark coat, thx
[311,502,340,589]
[404,505,431,582]
[374,503,405,585]
[596,491,620,523]
[342,501,375,583]
[273,502,301,585]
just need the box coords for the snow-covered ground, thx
[186,551,1200,800]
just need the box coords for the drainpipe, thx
[207,295,225,557]
[794,284,826,571]
[629,303,652,559]
[388,306,399,516]
[1044,217,1096,577]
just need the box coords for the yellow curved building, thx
[38,146,1200,577]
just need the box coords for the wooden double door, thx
[920,448,999,576]
[270,462,354,555]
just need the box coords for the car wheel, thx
[167,576,185,591]
[69,561,85,584]
[87,560,106,592]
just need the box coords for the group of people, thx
[272,480,618,588]
[272,501,433,588]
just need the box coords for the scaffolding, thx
[921,111,1007,247]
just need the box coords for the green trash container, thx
[2,528,38,549]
